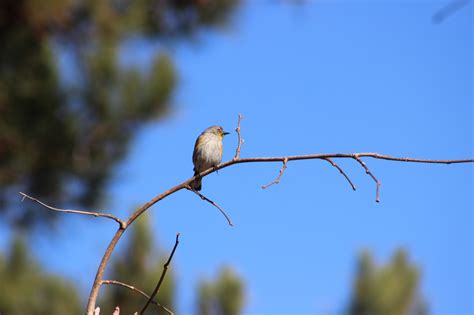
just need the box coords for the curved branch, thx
[262,158,288,189]
[187,186,234,226]
[86,184,188,314]
[322,158,356,191]
[101,280,173,314]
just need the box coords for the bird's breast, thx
[194,135,223,172]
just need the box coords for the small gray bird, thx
[190,125,229,191]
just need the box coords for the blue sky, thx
[4,1,472,315]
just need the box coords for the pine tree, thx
[0,0,240,227]
[348,249,428,315]
[197,267,245,315]
[0,235,81,314]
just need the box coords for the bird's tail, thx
[190,172,202,191]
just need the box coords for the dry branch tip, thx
[322,158,357,191]
[234,114,244,160]
[353,155,381,202]
[187,185,234,226]
[262,158,288,189]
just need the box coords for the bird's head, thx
[205,125,230,139]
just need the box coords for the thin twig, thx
[187,186,234,226]
[323,158,356,191]
[262,158,288,189]
[140,233,180,315]
[101,280,173,315]
[233,113,244,160]
[19,192,126,228]
[353,155,381,202]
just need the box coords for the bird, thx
[190,125,229,191]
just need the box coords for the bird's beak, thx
[223,131,230,136]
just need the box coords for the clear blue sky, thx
[5,1,473,314]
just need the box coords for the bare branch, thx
[322,158,356,191]
[19,192,126,228]
[262,158,288,189]
[101,280,173,315]
[233,113,244,160]
[353,155,381,202]
[140,233,180,315]
[187,186,234,226]
[217,153,474,166]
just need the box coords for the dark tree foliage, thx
[0,235,82,314]
[197,266,245,315]
[348,249,429,315]
[0,0,239,227]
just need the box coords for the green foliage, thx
[197,266,245,315]
[348,249,428,315]
[0,0,239,227]
[0,235,81,314]
[99,213,175,314]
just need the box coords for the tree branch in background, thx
[19,192,126,228]
[139,233,180,315]
[187,186,234,226]
[101,280,173,315]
